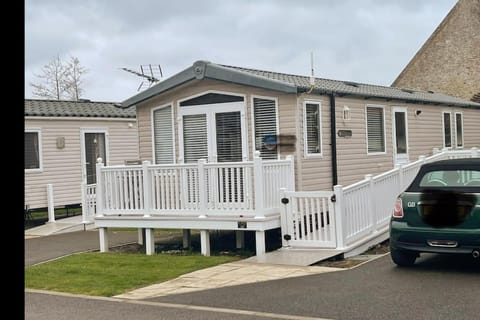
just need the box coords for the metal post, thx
[46,184,55,223]
[253,151,265,218]
[99,227,109,252]
[81,182,88,224]
[145,228,155,255]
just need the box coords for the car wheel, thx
[390,247,417,267]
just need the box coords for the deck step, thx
[245,248,342,266]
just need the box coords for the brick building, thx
[392,0,480,102]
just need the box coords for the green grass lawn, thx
[25,253,239,296]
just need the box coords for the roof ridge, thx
[25,98,118,104]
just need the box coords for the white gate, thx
[280,190,337,248]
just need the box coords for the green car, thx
[389,158,480,266]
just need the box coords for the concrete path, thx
[25,215,96,237]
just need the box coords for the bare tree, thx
[30,55,88,100]
[30,55,69,100]
[65,56,88,100]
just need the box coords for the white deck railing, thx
[81,183,97,223]
[281,147,479,250]
[93,153,295,217]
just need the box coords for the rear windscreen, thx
[419,169,480,188]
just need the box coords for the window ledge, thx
[367,152,387,156]
[25,168,43,173]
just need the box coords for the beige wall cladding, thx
[135,78,300,184]
[392,0,480,101]
[25,119,139,209]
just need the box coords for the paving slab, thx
[115,261,341,300]
[244,248,342,266]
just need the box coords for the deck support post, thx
[255,230,266,256]
[99,227,109,252]
[137,228,144,245]
[145,228,155,255]
[200,230,210,256]
[183,229,191,249]
[236,230,245,249]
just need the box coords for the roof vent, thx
[427,90,435,94]
[78,98,91,102]
[401,88,415,94]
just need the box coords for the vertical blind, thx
[366,107,385,153]
[253,98,278,159]
[153,106,174,164]
[216,112,243,162]
[183,114,208,163]
[305,103,321,154]
[443,112,452,148]
[24,132,39,169]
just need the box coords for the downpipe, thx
[472,249,480,259]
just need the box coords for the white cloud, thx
[25,0,457,102]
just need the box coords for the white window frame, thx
[442,111,453,149]
[303,100,323,158]
[177,90,248,163]
[250,95,280,160]
[151,102,176,164]
[365,104,386,155]
[454,112,464,148]
[25,128,43,173]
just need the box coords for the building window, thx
[304,102,322,156]
[25,130,42,171]
[455,113,463,148]
[443,112,452,148]
[366,106,385,153]
[153,105,174,164]
[253,97,278,159]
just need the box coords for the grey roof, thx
[25,99,136,118]
[120,60,480,109]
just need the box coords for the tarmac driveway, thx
[25,230,138,266]
[149,253,480,320]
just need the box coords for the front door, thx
[179,102,247,163]
[392,107,409,165]
[82,131,107,184]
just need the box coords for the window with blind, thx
[455,113,463,148]
[443,112,452,148]
[304,102,322,155]
[25,131,41,170]
[183,114,208,163]
[153,106,174,164]
[366,106,385,153]
[253,97,278,159]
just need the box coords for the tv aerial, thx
[121,64,163,91]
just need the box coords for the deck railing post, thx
[198,159,207,217]
[395,164,404,192]
[96,158,104,217]
[81,182,88,223]
[286,155,295,191]
[46,183,55,223]
[253,151,265,219]
[471,147,478,158]
[142,160,152,217]
[333,185,345,250]
[279,187,289,247]
[365,175,376,233]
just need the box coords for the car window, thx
[419,169,480,187]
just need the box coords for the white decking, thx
[89,153,295,256]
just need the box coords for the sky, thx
[25,0,458,103]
